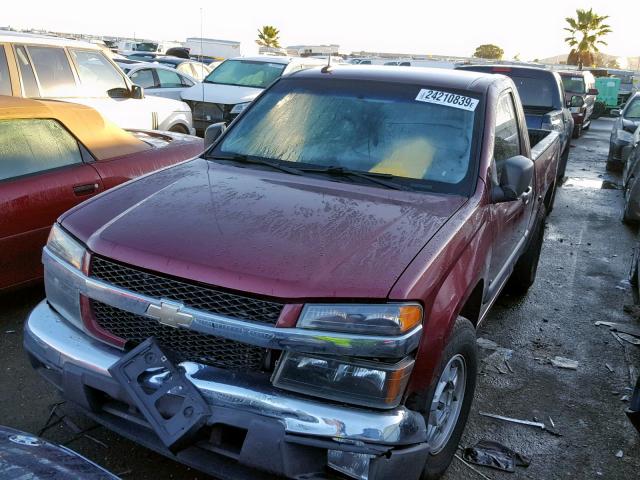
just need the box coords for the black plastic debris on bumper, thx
[108,337,210,452]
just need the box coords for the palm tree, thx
[256,26,281,49]
[564,8,612,69]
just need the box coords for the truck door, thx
[0,118,104,289]
[488,92,535,295]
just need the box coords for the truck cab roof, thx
[291,65,506,94]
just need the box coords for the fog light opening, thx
[328,450,373,480]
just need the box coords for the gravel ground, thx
[0,117,638,479]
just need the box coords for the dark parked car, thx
[457,64,574,178]
[25,66,560,480]
[558,70,598,137]
[608,92,640,172]
[0,96,203,291]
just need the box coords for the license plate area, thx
[108,337,210,451]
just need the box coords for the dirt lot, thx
[1,117,639,479]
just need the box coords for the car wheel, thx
[583,120,590,131]
[169,124,189,134]
[623,178,637,225]
[413,316,477,480]
[557,146,570,180]
[572,124,582,139]
[505,206,546,295]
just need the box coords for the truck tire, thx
[622,179,637,225]
[557,146,570,180]
[544,180,557,214]
[412,316,477,480]
[505,206,546,295]
[572,124,582,139]
[606,149,622,172]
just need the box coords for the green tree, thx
[472,44,504,60]
[564,8,611,69]
[256,25,281,49]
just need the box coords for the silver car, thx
[118,62,197,101]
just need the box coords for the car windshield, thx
[203,60,286,89]
[562,76,585,94]
[213,78,479,192]
[625,99,640,119]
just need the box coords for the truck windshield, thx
[562,76,585,94]
[203,60,286,89]
[213,78,479,192]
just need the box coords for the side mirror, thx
[130,84,144,99]
[587,88,599,96]
[204,122,227,149]
[492,155,534,203]
[570,95,585,108]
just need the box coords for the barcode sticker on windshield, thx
[415,89,479,111]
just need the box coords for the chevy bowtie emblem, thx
[146,301,194,328]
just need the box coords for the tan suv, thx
[0,30,194,134]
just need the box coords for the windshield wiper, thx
[209,154,303,176]
[293,165,408,191]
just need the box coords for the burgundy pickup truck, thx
[24,66,560,480]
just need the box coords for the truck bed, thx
[529,128,561,212]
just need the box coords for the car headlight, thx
[541,116,564,132]
[297,303,422,335]
[272,352,414,408]
[230,102,250,114]
[47,224,86,270]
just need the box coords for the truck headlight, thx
[541,116,564,133]
[230,102,250,114]
[272,352,414,408]
[47,224,86,270]
[297,303,422,335]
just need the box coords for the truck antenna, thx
[321,54,333,73]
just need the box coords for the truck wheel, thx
[169,124,189,134]
[544,180,557,214]
[572,124,582,139]
[505,206,546,295]
[413,316,477,480]
[622,179,637,225]
[606,149,622,172]
[557,146,570,180]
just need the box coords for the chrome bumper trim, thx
[25,300,427,446]
[43,248,422,358]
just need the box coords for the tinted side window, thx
[130,68,156,88]
[70,49,127,96]
[15,46,39,97]
[0,46,10,95]
[156,68,183,88]
[0,119,83,181]
[27,46,76,97]
[494,94,521,178]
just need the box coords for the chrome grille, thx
[90,256,283,324]
[91,300,267,370]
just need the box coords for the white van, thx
[181,55,325,134]
[0,31,194,134]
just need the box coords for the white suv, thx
[181,55,324,134]
[0,31,194,134]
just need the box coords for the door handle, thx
[73,183,99,196]
[520,186,533,205]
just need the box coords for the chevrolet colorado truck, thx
[24,66,560,480]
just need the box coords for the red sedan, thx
[0,96,203,291]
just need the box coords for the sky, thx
[3,1,638,60]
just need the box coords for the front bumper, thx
[24,300,429,479]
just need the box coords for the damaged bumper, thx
[24,300,429,479]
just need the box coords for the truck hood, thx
[62,159,466,300]
[181,83,263,104]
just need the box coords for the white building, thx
[286,44,340,57]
